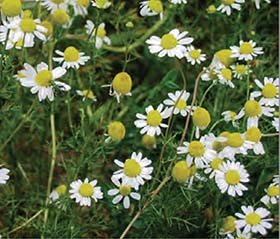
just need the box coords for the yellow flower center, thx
[95,0,109,8]
[96,27,106,38]
[221,0,235,5]
[262,83,277,98]
[2,0,22,17]
[245,213,261,225]
[23,10,32,19]
[41,21,53,37]
[20,18,36,33]
[55,185,67,196]
[210,157,223,170]
[188,141,205,157]
[35,70,53,87]
[235,64,247,75]
[244,100,261,117]
[226,133,244,147]
[52,0,64,4]
[148,0,163,13]
[108,121,126,141]
[215,49,233,67]
[124,159,141,177]
[176,99,187,110]
[76,0,90,7]
[245,127,262,142]
[119,185,131,196]
[112,72,132,95]
[267,185,279,197]
[52,9,69,25]
[172,160,191,183]
[225,170,240,185]
[64,46,80,62]
[192,107,211,129]
[142,134,156,149]
[239,42,254,54]
[222,216,236,233]
[81,90,95,100]
[146,110,162,126]
[15,38,24,48]
[189,49,201,59]
[161,34,177,50]
[207,5,216,14]
[79,183,94,197]
[229,111,236,119]
[221,68,232,81]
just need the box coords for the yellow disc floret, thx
[147,110,162,126]
[176,99,187,110]
[239,42,254,55]
[2,0,22,17]
[235,64,247,75]
[221,0,235,5]
[225,170,240,185]
[35,70,53,87]
[262,83,277,98]
[64,46,80,62]
[148,0,163,13]
[244,100,261,117]
[226,133,244,148]
[189,49,201,59]
[192,107,211,129]
[245,127,261,143]
[79,183,94,197]
[96,27,106,38]
[267,185,279,197]
[119,185,131,196]
[77,0,90,7]
[95,0,110,8]
[222,216,236,233]
[55,185,67,196]
[52,9,69,25]
[142,134,156,149]
[221,68,232,81]
[210,157,223,170]
[81,90,95,100]
[112,72,132,95]
[108,121,126,141]
[20,18,36,33]
[172,160,191,183]
[245,213,261,225]
[188,141,205,157]
[41,21,53,37]
[124,159,141,177]
[214,49,234,67]
[207,5,216,14]
[161,34,177,49]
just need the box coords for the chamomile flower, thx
[215,161,249,197]
[91,0,111,9]
[76,90,96,101]
[113,152,153,190]
[18,62,70,102]
[231,64,251,80]
[177,138,216,169]
[235,206,273,235]
[260,183,279,205]
[238,98,274,127]
[272,117,279,132]
[217,0,245,16]
[220,132,252,160]
[185,46,206,65]
[216,67,235,88]
[170,0,187,4]
[254,0,271,9]
[201,68,218,82]
[69,178,103,206]
[146,29,193,59]
[204,154,224,179]
[192,107,211,138]
[251,77,279,107]
[163,90,191,117]
[210,49,234,68]
[140,0,164,19]
[53,46,90,69]
[226,228,252,239]
[219,216,236,235]
[1,0,22,18]
[108,177,141,209]
[134,104,169,136]
[68,0,90,16]
[231,40,263,61]
[222,110,243,127]
[51,9,70,27]
[201,132,228,152]
[49,184,67,202]
[106,121,126,142]
[244,127,264,155]
[85,21,111,49]
[41,0,68,12]
[142,135,157,149]
[0,167,9,184]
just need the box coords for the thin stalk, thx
[199,81,215,106]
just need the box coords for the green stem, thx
[199,81,216,106]
[209,119,224,133]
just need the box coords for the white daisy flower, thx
[260,183,279,205]
[53,46,90,69]
[41,0,69,12]
[217,0,245,16]
[49,184,67,203]
[201,68,218,82]
[113,152,153,190]
[192,106,211,138]
[244,127,264,155]
[85,21,111,49]
[108,177,141,209]
[200,132,228,152]
[140,0,164,19]
[215,161,249,197]
[170,0,187,4]
[163,90,191,117]
[222,110,243,127]
[91,0,111,9]
[251,77,279,107]
[185,46,206,65]
[238,98,274,128]
[235,206,273,235]
[230,40,263,61]
[226,228,252,239]
[216,67,235,88]
[272,117,279,132]
[219,215,236,235]
[177,137,216,169]
[76,90,96,101]
[146,29,193,59]
[254,0,271,9]
[18,62,70,102]
[0,167,10,184]
[204,154,224,179]
[69,178,103,206]
[134,104,169,136]
[220,132,253,160]
[68,0,90,16]
[230,64,251,80]
[210,49,234,69]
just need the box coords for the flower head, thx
[217,0,245,16]
[140,0,164,19]
[92,0,111,9]
[231,40,264,61]
[185,46,206,65]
